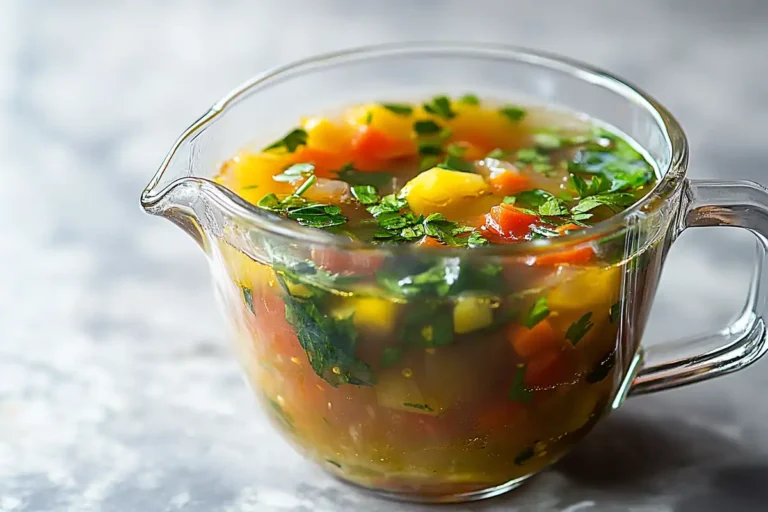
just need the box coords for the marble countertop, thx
[2,1,768,510]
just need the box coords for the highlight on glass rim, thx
[211,94,662,497]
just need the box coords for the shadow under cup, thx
[141,43,768,503]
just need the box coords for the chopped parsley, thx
[609,301,622,323]
[263,128,308,153]
[333,163,393,188]
[381,103,413,116]
[423,95,456,119]
[566,312,594,345]
[242,286,254,313]
[538,197,569,216]
[437,155,475,173]
[459,93,480,105]
[418,140,444,156]
[277,272,374,387]
[586,350,616,383]
[413,119,442,135]
[508,364,532,403]
[533,132,562,150]
[350,185,379,205]
[522,297,549,328]
[258,193,347,228]
[273,162,315,183]
[487,148,511,160]
[499,105,527,122]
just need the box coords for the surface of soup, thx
[213,96,661,496]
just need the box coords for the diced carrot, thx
[290,147,349,178]
[531,245,595,266]
[487,168,530,195]
[556,223,582,235]
[509,319,562,359]
[351,126,416,166]
[485,203,539,239]
[525,349,574,389]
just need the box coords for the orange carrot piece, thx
[488,169,530,195]
[485,204,539,239]
[509,319,562,359]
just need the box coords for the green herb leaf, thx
[286,202,346,227]
[459,93,480,105]
[508,364,533,403]
[533,132,562,150]
[467,231,489,248]
[586,350,616,383]
[529,225,559,239]
[502,196,516,205]
[263,128,308,153]
[351,185,379,205]
[364,111,373,124]
[241,185,259,190]
[413,119,442,135]
[423,95,456,119]
[514,189,555,208]
[326,459,342,469]
[257,193,282,211]
[609,301,621,323]
[499,105,527,122]
[487,148,511,160]
[446,143,467,157]
[242,287,254,313]
[516,148,550,167]
[273,163,315,183]
[419,155,440,170]
[522,297,549,328]
[437,155,475,173]
[279,276,375,387]
[381,103,413,116]
[538,197,569,216]
[403,402,434,412]
[333,163,393,188]
[293,174,316,197]
[380,347,403,368]
[571,192,636,214]
[566,312,594,345]
[367,194,408,217]
[418,140,444,156]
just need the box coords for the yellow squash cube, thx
[402,167,495,220]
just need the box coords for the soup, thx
[213,95,659,496]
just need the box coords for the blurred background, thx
[1,1,767,511]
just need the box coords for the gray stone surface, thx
[1,0,767,510]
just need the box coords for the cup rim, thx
[141,41,689,256]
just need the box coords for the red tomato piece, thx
[485,204,539,239]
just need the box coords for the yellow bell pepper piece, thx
[301,117,354,153]
[453,294,494,334]
[401,167,495,220]
[344,103,421,141]
[217,150,293,204]
[332,297,397,335]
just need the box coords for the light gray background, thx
[2,1,767,511]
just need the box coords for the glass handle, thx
[629,179,768,396]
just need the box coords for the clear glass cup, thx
[140,43,768,503]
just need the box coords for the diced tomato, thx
[485,204,539,239]
[487,168,530,196]
[351,127,416,169]
[525,349,574,389]
[509,319,562,359]
[290,147,349,178]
